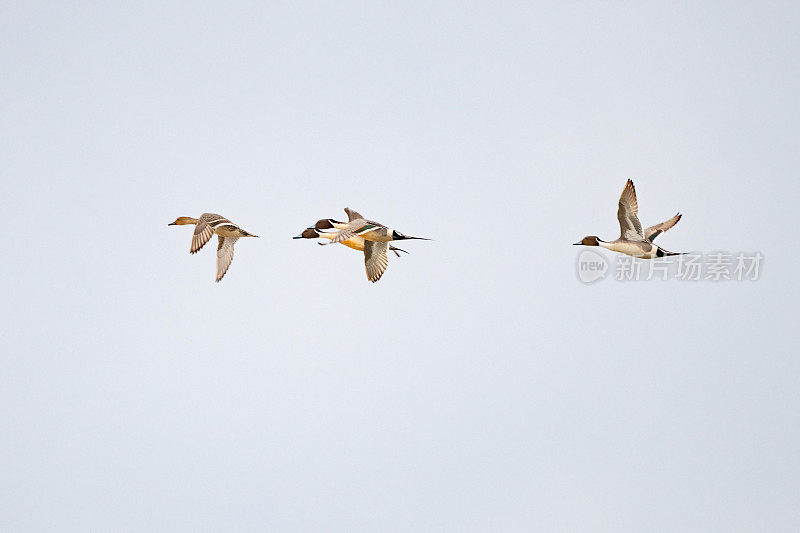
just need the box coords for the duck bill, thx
[168,222,177,226]
[401,236,431,241]
[572,242,582,245]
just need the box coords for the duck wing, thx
[645,213,682,242]
[191,213,231,254]
[345,207,365,221]
[364,241,389,282]
[617,179,644,241]
[322,218,382,245]
[216,235,238,282]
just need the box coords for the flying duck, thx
[169,213,258,281]
[574,180,684,258]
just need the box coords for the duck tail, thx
[656,246,684,257]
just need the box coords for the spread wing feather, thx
[216,236,238,282]
[323,219,378,244]
[345,207,364,221]
[364,241,389,282]
[617,179,644,241]
[645,213,682,242]
[191,213,230,253]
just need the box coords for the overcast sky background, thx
[2,1,799,531]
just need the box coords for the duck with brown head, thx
[573,180,686,259]
[321,207,431,245]
[168,212,258,282]
[295,207,425,283]
[293,223,409,257]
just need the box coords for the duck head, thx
[293,228,320,239]
[314,219,342,230]
[168,216,198,226]
[573,236,600,246]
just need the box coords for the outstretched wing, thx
[617,180,644,241]
[216,236,238,282]
[345,207,364,222]
[191,213,229,254]
[364,241,389,282]
[322,219,380,245]
[645,213,682,242]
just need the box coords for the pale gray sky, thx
[2,1,799,531]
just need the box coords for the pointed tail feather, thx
[656,247,684,257]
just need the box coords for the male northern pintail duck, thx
[169,213,258,281]
[294,223,409,257]
[574,180,684,259]
[323,207,430,245]
[309,208,428,282]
